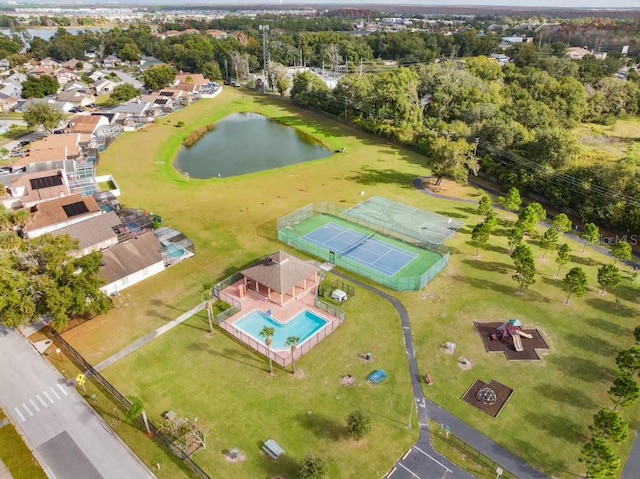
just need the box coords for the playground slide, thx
[517,330,533,339]
[513,334,524,352]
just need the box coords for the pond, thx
[174,112,333,179]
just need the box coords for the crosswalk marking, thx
[56,384,68,396]
[43,391,54,404]
[22,403,33,416]
[37,394,48,408]
[14,407,25,422]
[50,387,60,400]
[29,399,40,412]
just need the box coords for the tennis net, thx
[336,232,375,257]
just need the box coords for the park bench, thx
[262,439,285,460]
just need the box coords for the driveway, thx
[0,329,156,479]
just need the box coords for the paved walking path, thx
[94,301,206,371]
[332,270,547,479]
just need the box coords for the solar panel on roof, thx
[155,98,169,105]
[62,201,90,218]
[30,175,63,190]
[159,91,174,97]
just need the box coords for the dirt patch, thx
[462,379,514,417]
[224,449,247,463]
[340,374,356,386]
[357,353,376,364]
[421,177,477,199]
[458,357,474,370]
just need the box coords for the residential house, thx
[54,68,81,84]
[139,55,163,70]
[102,55,120,69]
[56,90,96,108]
[17,97,72,113]
[50,211,121,257]
[229,31,249,46]
[62,58,82,70]
[0,58,10,71]
[28,66,55,78]
[490,53,511,66]
[175,73,210,87]
[14,133,92,174]
[39,57,61,69]
[88,70,108,82]
[94,79,115,95]
[68,114,110,135]
[0,94,18,112]
[2,169,70,210]
[21,193,102,238]
[99,231,166,296]
[1,72,27,98]
[566,47,607,60]
[206,29,227,39]
[84,50,97,59]
[63,81,91,93]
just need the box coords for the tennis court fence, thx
[277,204,450,291]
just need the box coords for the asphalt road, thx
[0,328,156,479]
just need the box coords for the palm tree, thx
[125,395,150,435]
[202,282,214,335]
[260,326,275,375]
[286,336,300,374]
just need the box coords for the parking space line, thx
[398,462,422,478]
[413,446,452,473]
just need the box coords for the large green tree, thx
[610,241,632,265]
[580,437,620,479]
[539,227,558,260]
[429,136,478,186]
[501,187,522,218]
[345,410,371,441]
[23,103,65,133]
[471,220,491,257]
[260,326,275,375]
[597,264,621,295]
[141,64,176,91]
[616,347,640,377]
[299,454,327,479]
[555,243,570,279]
[22,74,60,98]
[108,83,140,105]
[511,244,536,294]
[477,194,492,217]
[563,267,588,304]
[591,409,628,443]
[609,374,639,409]
[581,223,600,253]
[0,234,111,330]
[552,213,572,233]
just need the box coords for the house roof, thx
[50,211,121,250]
[16,133,91,165]
[242,251,319,293]
[172,82,199,93]
[69,115,103,133]
[4,73,27,84]
[24,193,101,233]
[8,169,69,204]
[41,57,61,64]
[56,90,93,103]
[103,55,120,62]
[205,29,226,38]
[110,102,151,114]
[94,79,114,89]
[29,66,55,76]
[100,232,164,284]
[175,73,210,86]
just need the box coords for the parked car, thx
[17,140,31,147]
[231,80,241,88]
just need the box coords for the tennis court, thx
[303,222,417,277]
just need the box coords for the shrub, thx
[183,124,215,148]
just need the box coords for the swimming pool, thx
[234,309,329,351]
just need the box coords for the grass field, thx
[0,409,47,479]
[574,117,640,164]
[60,88,640,478]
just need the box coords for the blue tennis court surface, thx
[303,222,417,276]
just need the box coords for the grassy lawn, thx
[60,89,640,478]
[0,410,47,479]
[574,116,640,164]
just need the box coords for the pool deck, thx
[218,280,342,368]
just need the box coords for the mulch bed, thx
[474,322,549,360]
[462,379,514,418]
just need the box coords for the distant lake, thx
[0,27,110,41]
[174,112,333,179]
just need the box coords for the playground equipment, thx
[476,386,497,405]
[512,334,523,352]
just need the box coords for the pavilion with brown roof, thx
[241,251,320,306]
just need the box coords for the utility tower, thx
[259,24,270,92]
